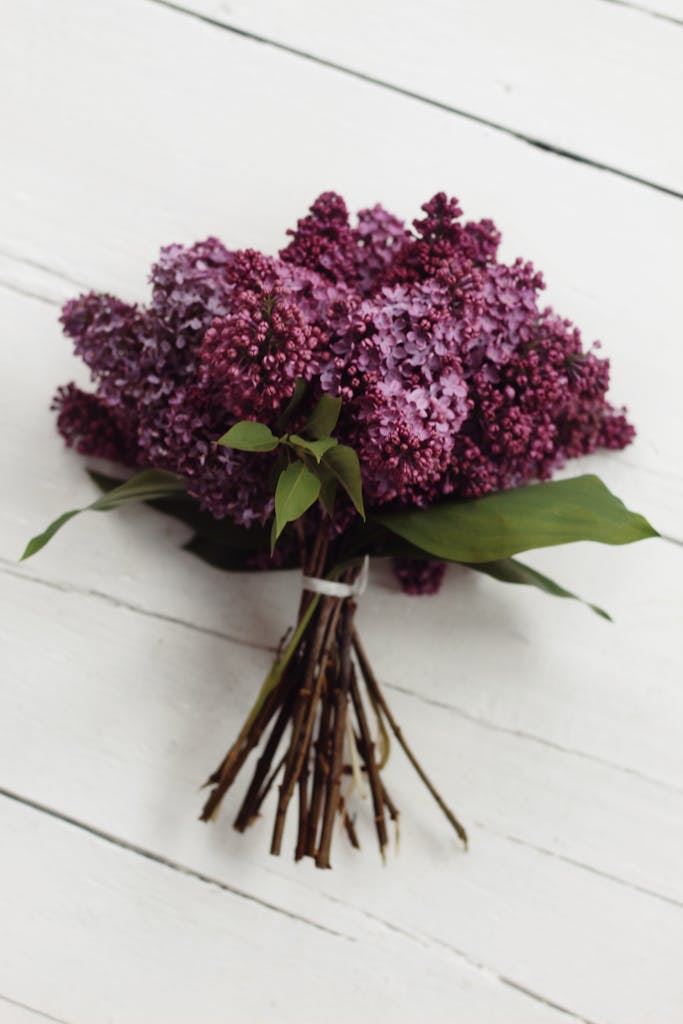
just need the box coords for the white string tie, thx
[301,555,369,600]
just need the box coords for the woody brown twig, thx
[200,519,329,825]
[352,628,468,849]
[349,667,388,856]
[270,595,336,855]
[315,599,356,868]
[200,511,467,866]
[233,684,297,832]
[305,665,335,858]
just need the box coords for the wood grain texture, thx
[163,0,683,193]
[1,0,682,1021]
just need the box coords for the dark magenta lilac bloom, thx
[393,559,448,596]
[54,192,634,590]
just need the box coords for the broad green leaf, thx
[274,461,321,540]
[267,448,288,491]
[217,421,279,452]
[322,445,365,519]
[373,475,657,563]
[22,470,186,560]
[466,557,611,620]
[288,434,338,462]
[306,394,342,439]
[319,473,338,518]
[276,378,307,431]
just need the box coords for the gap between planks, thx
[597,0,683,27]
[0,786,352,941]
[0,994,72,1024]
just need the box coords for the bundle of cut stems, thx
[201,525,468,867]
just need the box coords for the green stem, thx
[244,593,320,730]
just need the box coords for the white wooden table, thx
[1,2,682,1021]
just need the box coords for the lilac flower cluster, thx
[55,192,634,586]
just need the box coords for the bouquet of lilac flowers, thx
[24,192,656,867]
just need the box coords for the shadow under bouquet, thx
[24,192,657,867]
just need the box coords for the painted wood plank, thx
[0,797,585,1024]
[166,0,683,194]
[2,568,683,1022]
[2,285,681,792]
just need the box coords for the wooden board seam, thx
[0,994,71,1024]
[598,0,683,27]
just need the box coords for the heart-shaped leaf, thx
[319,472,338,518]
[322,445,365,519]
[373,475,657,562]
[217,421,280,452]
[274,461,321,541]
[288,434,338,462]
[22,469,186,560]
[306,394,342,439]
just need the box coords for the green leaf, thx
[322,445,365,519]
[288,434,338,462]
[21,470,186,560]
[243,593,321,730]
[86,469,132,493]
[319,473,338,518]
[373,475,657,563]
[217,421,279,452]
[267,448,288,492]
[306,394,342,439]
[182,537,258,572]
[276,378,307,431]
[467,557,611,620]
[274,461,321,540]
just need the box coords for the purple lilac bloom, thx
[393,559,447,596]
[54,192,635,587]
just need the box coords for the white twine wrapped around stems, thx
[301,554,369,599]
